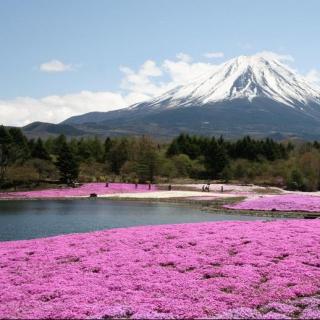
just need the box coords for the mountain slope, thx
[23,121,87,138]
[145,54,320,110]
[28,53,320,139]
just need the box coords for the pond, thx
[0,199,279,241]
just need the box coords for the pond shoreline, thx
[0,199,275,242]
[1,182,320,218]
[99,196,319,218]
[0,193,316,219]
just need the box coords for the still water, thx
[0,199,275,241]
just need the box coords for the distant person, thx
[105,182,109,187]
[202,185,205,192]
[168,184,172,191]
[221,186,224,193]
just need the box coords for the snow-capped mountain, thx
[131,53,320,112]
[25,53,320,139]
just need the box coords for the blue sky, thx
[1,0,320,125]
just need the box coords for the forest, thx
[1,125,320,191]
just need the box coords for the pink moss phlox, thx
[262,311,291,319]
[295,297,320,309]
[225,194,320,212]
[260,302,299,316]
[213,307,262,319]
[0,183,157,199]
[0,220,320,318]
[300,308,320,319]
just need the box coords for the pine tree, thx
[77,138,91,161]
[287,169,306,191]
[32,138,50,160]
[8,127,30,161]
[0,126,13,182]
[204,138,229,179]
[56,141,79,184]
[107,138,130,174]
[104,137,113,160]
[89,136,104,162]
[136,136,158,182]
[52,134,67,155]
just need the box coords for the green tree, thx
[89,136,104,162]
[136,136,159,183]
[52,134,67,155]
[31,138,50,160]
[106,138,130,174]
[104,137,113,161]
[172,154,192,177]
[204,138,229,179]
[287,169,306,191]
[8,127,30,161]
[56,141,79,184]
[220,165,232,183]
[0,126,13,182]
[77,138,91,161]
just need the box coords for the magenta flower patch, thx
[0,220,319,319]
[225,194,320,212]
[0,183,156,200]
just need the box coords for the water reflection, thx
[0,199,278,241]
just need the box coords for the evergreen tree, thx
[8,127,30,161]
[44,137,55,154]
[106,138,130,174]
[287,169,306,191]
[52,134,67,155]
[166,139,180,157]
[166,133,201,159]
[204,138,229,179]
[0,126,13,182]
[77,138,91,161]
[32,138,50,160]
[56,141,79,184]
[104,137,113,160]
[136,136,159,182]
[69,138,79,157]
[89,136,104,162]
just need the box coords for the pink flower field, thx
[225,194,320,213]
[0,220,319,319]
[0,183,156,200]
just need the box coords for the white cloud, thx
[204,52,224,59]
[40,59,73,73]
[120,55,218,100]
[0,91,144,127]
[305,69,320,85]
[176,52,192,63]
[162,59,217,86]
[120,60,164,97]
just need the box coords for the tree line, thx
[1,125,320,191]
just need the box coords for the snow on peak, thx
[146,53,320,109]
